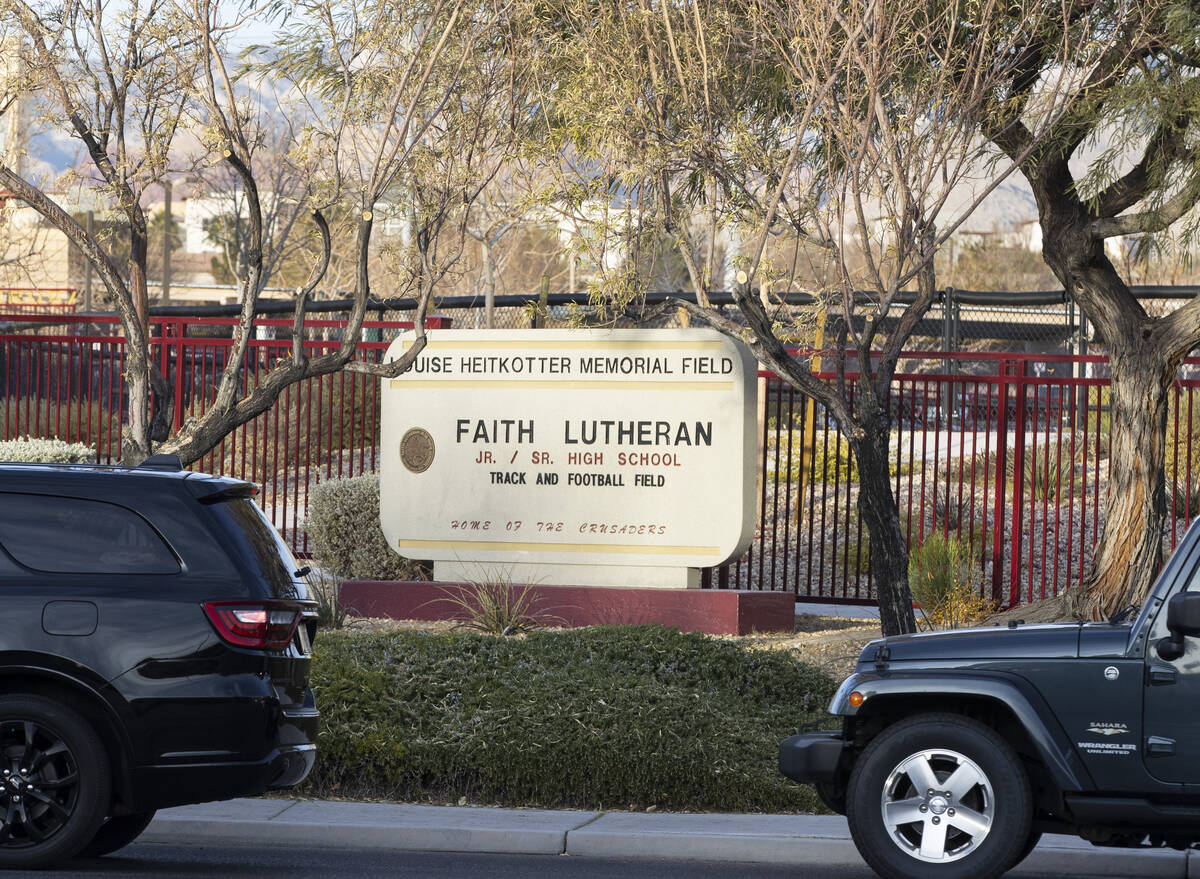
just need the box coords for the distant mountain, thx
[947,178,1040,233]
[21,126,82,184]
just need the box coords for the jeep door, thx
[1142,586,1200,786]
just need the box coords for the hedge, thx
[0,437,95,463]
[304,474,425,581]
[303,625,836,813]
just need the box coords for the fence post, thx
[532,275,549,328]
[941,288,953,427]
[1066,296,1076,418]
[991,360,1011,603]
[1007,359,1029,607]
[172,319,186,432]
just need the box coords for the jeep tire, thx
[846,713,1032,879]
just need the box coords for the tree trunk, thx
[1072,346,1171,619]
[124,366,152,464]
[1035,193,1174,619]
[850,399,917,636]
[125,225,153,462]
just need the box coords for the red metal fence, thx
[716,352,1200,606]
[4,313,1195,607]
[0,313,447,555]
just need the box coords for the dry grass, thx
[730,616,881,680]
[343,612,884,682]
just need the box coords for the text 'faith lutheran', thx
[455,419,714,446]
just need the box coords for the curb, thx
[143,800,594,856]
[143,799,1195,876]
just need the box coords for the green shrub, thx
[1010,441,1082,501]
[303,626,837,812]
[0,436,95,463]
[909,533,991,629]
[771,432,858,484]
[1171,483,1200,520]
[305,475,425,581]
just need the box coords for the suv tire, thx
[81,809,157,857]
[846,713,1031,879]
[0,696,111,869]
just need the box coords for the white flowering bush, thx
[305,474,425,581]
[0,437,95,464]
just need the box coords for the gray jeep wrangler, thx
[780,519,1200,879]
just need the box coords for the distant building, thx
[0,36,26,178]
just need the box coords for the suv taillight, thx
[203,602,301,649]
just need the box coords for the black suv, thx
[781,516,1200,879]
[0,457,318,868]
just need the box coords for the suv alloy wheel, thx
[0,696,110,869]
[845,713,1032,879]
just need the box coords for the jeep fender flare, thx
[832,671,1095,794]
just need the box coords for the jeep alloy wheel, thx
[846,713,1032,879]
[879,748,994,862]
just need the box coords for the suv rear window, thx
[0,493,179,574]
[207,499,308,600]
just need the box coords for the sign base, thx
[340,579,795,635]
[433,561,700,590]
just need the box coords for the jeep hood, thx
[860,623,1085,664]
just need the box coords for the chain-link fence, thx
[115,284,1200,355]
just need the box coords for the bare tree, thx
[465,171,533,324]
[155,0,520,464]
[191,105,315,291]
[528,0,1086,634]
[0,0,195,456]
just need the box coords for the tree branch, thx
[671,290,857,434]
[0,163,144,354]
[289,209,331,365]
[1090,160,1200,238]
[1094,119,1189,218]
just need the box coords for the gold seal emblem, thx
[399,428,435,473]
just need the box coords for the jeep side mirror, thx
[1157,592,1200,660]
[1167,592,1200,636]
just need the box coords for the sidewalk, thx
[143,798,1195,877]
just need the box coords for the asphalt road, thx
[7,842,1143,879]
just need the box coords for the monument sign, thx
[379,328,757,588]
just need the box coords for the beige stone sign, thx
[379,329,757,588]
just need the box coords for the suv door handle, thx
[1148,666,1179,685]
